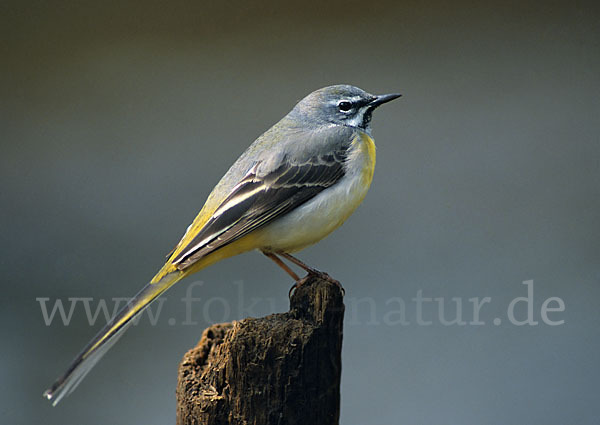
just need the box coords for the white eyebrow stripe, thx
[330,95,362,106]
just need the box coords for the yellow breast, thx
[357,131,376,188]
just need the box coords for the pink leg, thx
[279,253,344,294]
[262,251,301,281]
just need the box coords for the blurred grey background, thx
[2,1,599,424]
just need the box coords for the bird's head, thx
[289,85,401,132]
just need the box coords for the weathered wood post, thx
[176,276,345,425]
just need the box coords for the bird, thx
[43,84,401,405]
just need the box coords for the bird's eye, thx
[338,101,352,112]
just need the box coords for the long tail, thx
[43,271,183,406]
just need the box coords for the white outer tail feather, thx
[43,272,181,405]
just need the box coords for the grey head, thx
[287,85,401,132]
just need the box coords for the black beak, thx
[368,93,402,108]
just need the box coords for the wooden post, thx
[176,275,345,425]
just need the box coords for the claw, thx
[288,270,345,298]
[265,251,345,296]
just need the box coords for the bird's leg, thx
[279,252,326,276]
[279,253,344,294]
[263,251,344,296]
[262,251,301,281]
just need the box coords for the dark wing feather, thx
[171,152,346,269]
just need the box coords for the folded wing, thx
[171,150,347,269]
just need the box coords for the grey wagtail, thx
[44,84,401,405]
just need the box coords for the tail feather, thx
[43,271,183,406]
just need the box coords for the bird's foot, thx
[288,268,345,297]
[263,251,345,297]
